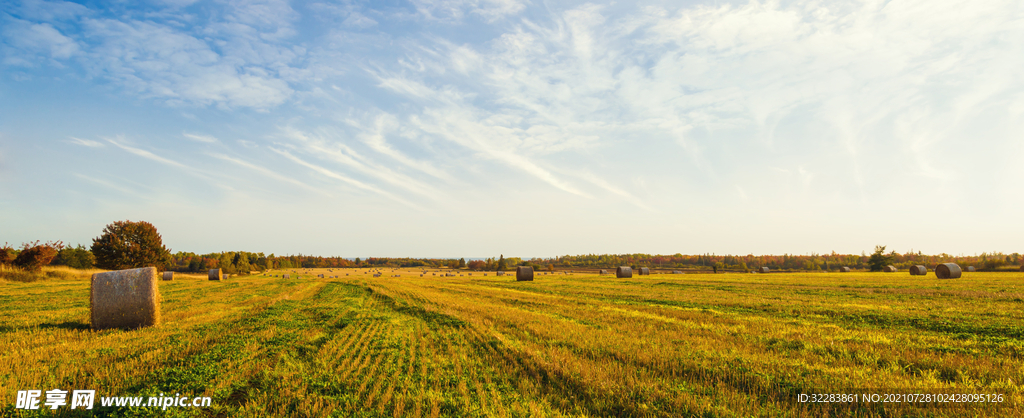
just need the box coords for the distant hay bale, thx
[883,265,897,272]
[935,263,962,279]
[90,267,160,330]
[208,269,222,281]
[162,271,173,281]
[840,267,851,272]
[966,266,976,272]
[516,266,534,281]
[639,267,650,275]
[599,269,609,274]
[909,265,926,275]
[616,266,632,278]
[758,267,769,273]
[318,274,324,278]
[1020,265,1024,272]
[283,274,290,279]
[672,270,683,274]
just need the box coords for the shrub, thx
[0,243,15,265]
[13,241,63,272]
[91,220,171,270]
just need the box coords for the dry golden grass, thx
[0,268,1021,417]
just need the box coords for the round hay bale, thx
[516,266,534,281]
[1020,265,1024,272]
[966,266,976,272]
[91,267,160,330]
[599,269,609,275]
[162,271,173,281]
[758,267,769,273]
[840,267,851,272]
[208,269,223,281]
[909,265,927,276]
[283,274,290,279]
[639,267,650,275]
[672,270,683,274]
[616,266,632,278]
[883,265,897,272]
[935,263,962,279]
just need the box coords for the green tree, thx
[867,245,895,272]
[91,220,171,270]
[497,255,507,271]
[219,253,236,274]
[53,244,96,269]
[459,258,466,268]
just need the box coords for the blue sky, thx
[1,0,1022,258]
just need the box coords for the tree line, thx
[4,220,1021,273]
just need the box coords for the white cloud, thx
[343,12,377,29]
[411,0,527,22]
[183,133,218,143]
[209,152,322,194]
[364,0,1023,204]
[278,126,441,200]
[268,147,421,208]
[67,137,103,147]
[1,18,80,60]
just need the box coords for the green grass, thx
[1,269,1022,417]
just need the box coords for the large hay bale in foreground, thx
[208,269,222,281]
[909,265,927,276]
[638,267,650,275]
[966,266,976,272]
[883,265,897,272]
[91,267,160,330]
[516,266,534,281]
[758,267,770,273]
[162,271,173,281]
[935,263,962,279]
[840,267,851,272]
[616,266,632,278]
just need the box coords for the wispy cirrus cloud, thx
[208,152,323,194]
[104,135,193,171]
[183,133,218,143]
[268,147,421,209]
[67,136,103,147]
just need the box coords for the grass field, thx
[2,267,1022,417]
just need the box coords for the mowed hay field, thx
[2,269,1024,417]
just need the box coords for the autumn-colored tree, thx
[13,241,64,271]
[91,220,171,270]
[0,243,15,265]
